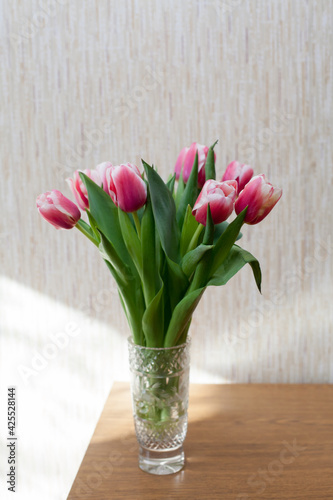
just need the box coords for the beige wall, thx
[1,1,332,498]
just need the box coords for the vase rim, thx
[127,336,191,351]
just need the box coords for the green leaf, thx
[142,160,180,263]
[97,230,133,284]
[164,287,205,347]
[204,140,218,181]
[136,205,145,222]
[160,254,189,340]
[181,244,213,278]
[79,173,146,344]
[103,261,145,345]
[85,211,101,243]
[210,208,248,276]
[176,152,199,228]
[208,244,262,293]
[202,204,214,245]
[180,205,199,257]
[141,195,161,306]
[185,206,214,291]
[166,173,176,194]
[75,218,99,245]
[177,317,192,345]
[142,284,165,347]
[187,208,247,292]
[213,221,243,244]
[79,173,133,269]
[118,208,143,279]
[175,174,185,208]
[76,218,94,238]
[165,256,189,312]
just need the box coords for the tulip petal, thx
[96,161,113,194]
[174,147,189,180]
[250,186,283,224]
[222,161,254,193]
[111,164,147,213]
[192,179,237,226]
[235,174,282,224]
[235,176,264,222]
[176,142,211,187]
[36,190,80,229]
[66,169,101,210]
[183,143,197,184]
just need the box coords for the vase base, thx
[139,446,185,475]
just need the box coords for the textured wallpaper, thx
[1,1,332,498]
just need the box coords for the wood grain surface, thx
[68,382,333,499]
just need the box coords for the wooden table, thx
[68,383,333,499]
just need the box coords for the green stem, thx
[75,220,99,246]
[132,212,141,238]
[186,224,204,253]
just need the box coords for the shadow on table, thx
[68,385,317,499]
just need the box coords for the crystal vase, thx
[127,338,191,475]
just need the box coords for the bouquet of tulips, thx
[37,142,282,347]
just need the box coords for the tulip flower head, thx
[96,161,113,195]
[222,161,254,194]
[174,147,189,181]
[67,169,101,210]
[235,174,282,225]
[106,163,147,213]
[36,190,81,229]
[175,142,214,188]
[192,179,237,226]
[36,140,282,350]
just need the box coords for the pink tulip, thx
[192,179,237,226]
[183,142,210,187]
[222,161,254,194]
[174,147,189,180]
[106,163,147,212]
[175,142,214,187]
[36,190,80,229]
[67,169,101,210]
[235,174,282,225]
[96,161,113,195]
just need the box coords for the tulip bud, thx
[175,142,214,187]
[174,147,189,180]
[67,169,101,210]
[96,161,113,195]
[222,161,253,194]
[36,190,81,229]
[183,142,211,187]
[235,174,282,225]
[192,179,237,226]
[106,163,147,213]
